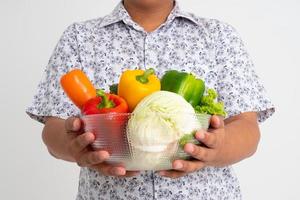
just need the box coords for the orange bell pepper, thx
[60,69,96,109]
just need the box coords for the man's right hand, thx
[44,116,139,177]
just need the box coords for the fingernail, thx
[86,133,95,142]
[113,168,125,176]
[173,162,183,170]
[119,168,126,175]
[185,144,194,153]
[99,151,109,160]
[73,119,80,131]
[196,131,205,140]
[213,116,220,126]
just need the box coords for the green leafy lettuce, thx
[194,88,227,117]
[178,131,200,148]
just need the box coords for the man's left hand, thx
[158,115,226,179]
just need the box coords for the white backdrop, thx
[0,0,299,199]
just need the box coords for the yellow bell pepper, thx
[118,68,161,112]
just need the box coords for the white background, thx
[0,0,299,199]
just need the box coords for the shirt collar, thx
[99,0,199,28]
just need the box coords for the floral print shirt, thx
[26,1,275,199]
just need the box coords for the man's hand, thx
[158,112,259,179]
[158,115,225,178]
[44,117,139,177]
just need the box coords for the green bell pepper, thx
[161,70,205,107]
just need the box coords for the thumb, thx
[210,115,224,129]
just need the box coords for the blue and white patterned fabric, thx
[26,1,274,199]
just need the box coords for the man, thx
[27,0,274,199]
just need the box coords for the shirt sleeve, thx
[210,20,275,122]
[26,23,82,123]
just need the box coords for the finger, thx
[159,170,187,179]
[77,150,109,167]
[184,143,216,162]
[117,171,141,178]
[65,117,82,133]
[69,132,95,154]
[90,163,123,176]
[210,115,224,129]
[91,164,139,177]
[172,159,205,173]
[195,131,218,148]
